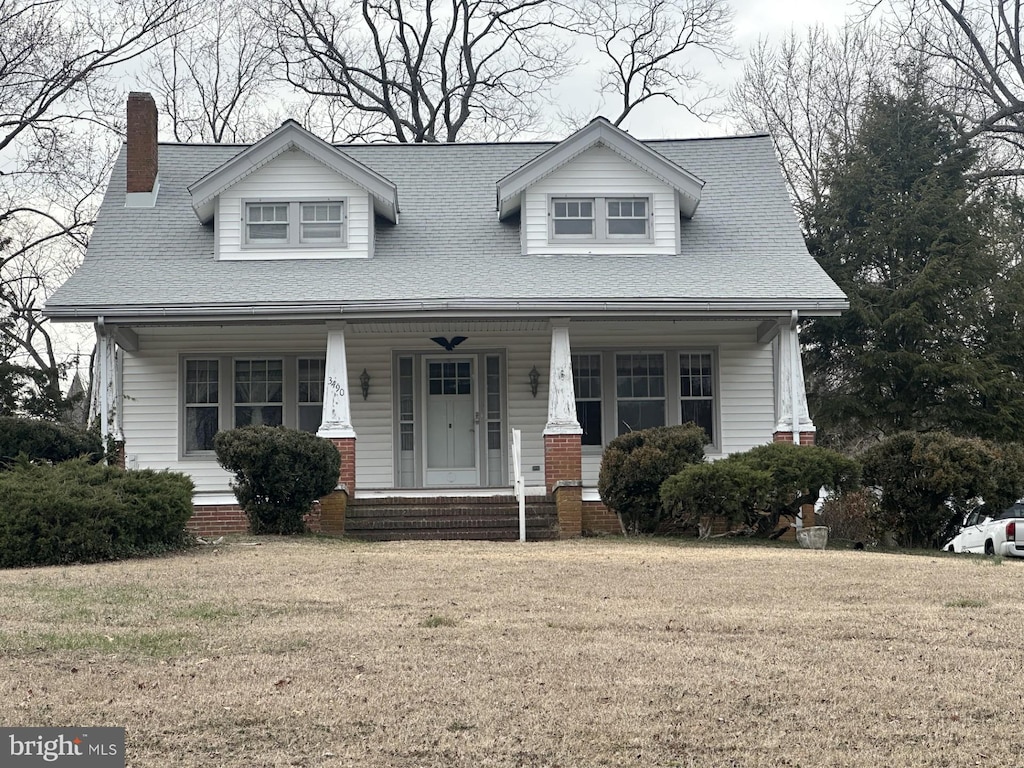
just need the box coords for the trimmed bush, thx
[214,426,340,535]
[661,442,860,537]
[0,416,102,467]
[0,459,194,568]
[661,461,772,536]
[861,431,1024,548]
[598,424,707,533]
[732,442,860,535]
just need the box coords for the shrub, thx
[732,442,861,535]
[598,424,707,533]
[818,488,877,546]
[861,431,1024,548]
[662,442,860,537]
[0,459,193,568]
[0,416,102,467]
[661,461,772,537]
[214,426,340,535]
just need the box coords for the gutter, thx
[45,297,850,324]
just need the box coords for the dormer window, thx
[247,203,289,243]
[552,198,595,237]
[606,198,648,237]
[244,199,347,248]
[549,195,652,243]
[300,202,344,243]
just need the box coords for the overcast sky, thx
[572,0,856,139]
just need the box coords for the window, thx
[606,198,648,236]
[297,358,326,432]
[550,196,651,242]
[300,202,343,243]
[184,359,219,452]
[680,352,714,442]
[552,199,595,237]
[616,353,665,434]
[244,200,346,247]
[234,359,283,427]
[246,203,289,243]
[572,353,602,446]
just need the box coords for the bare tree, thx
[563,0,735,128]
[885,0,1024,178]
[728,23,895,222]
[0,0,192,415]
[142,0,279,143]
[267,0,573,142]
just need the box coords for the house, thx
[44,92,847,538]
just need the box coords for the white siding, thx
[216,149,372,260]
[121,320,775,495]
[522,145,678,256]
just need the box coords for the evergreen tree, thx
[803,76,1024,446]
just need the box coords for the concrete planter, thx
[796,525,829,550]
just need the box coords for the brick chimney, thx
[126,92,158,194]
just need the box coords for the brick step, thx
[344,496,558,541]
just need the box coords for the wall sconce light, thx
[529,366,540,398]
[359,368,371,400]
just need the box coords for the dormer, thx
[496,117,704,256]
[188,121,398,261]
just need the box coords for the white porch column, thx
[543,318,582,435]
[774,312,815,442]
[317,321,356,439]
[91,325,123,444]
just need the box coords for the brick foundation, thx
[110,440,126,469]
[188,505,249,536]
[773,431,816,446]
[328,437,356,494]
[582,500,622,535]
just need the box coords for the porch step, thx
[344,495,559,542]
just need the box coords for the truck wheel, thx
[984,540,995,556]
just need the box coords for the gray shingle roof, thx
[45,134,846,321]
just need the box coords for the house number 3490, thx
[327,377,345,397]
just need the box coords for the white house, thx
[44,92,846,538]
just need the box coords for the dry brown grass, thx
[0,537,1020,767]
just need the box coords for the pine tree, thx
[803,77,1024,446]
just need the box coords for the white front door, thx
[424,358,478,485]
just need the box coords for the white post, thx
[317,321,357,439]
[774,313,815,444]
[543,318,582,436]
[97,332,110,444]
[512,427,525,542]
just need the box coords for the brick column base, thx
[328,437,356,495]
[553,481,582,539]
[544,433,582,491]
[319,489,348,535]
[773,431,816,446]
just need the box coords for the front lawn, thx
[0,537,1014,766]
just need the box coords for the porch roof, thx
[45,134,847,323]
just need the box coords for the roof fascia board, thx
[188,122,398,223]
[496,118,705,219]
[44,297,849,323]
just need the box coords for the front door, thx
[424,358,478,485]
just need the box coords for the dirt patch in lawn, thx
[0,537,1015,766]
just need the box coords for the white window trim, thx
[548,194,653,244]
[179,354,328,459]
[242,198,348,249]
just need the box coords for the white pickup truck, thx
[945,502,1024,557]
